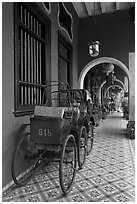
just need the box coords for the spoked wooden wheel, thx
[11,134,43,187]
[87,121,94,155]
[59,134,77,195]
[77,126,87,169]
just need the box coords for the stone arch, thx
[99,79,125,92]
[114,79,125,90]
[98,79,125,103]
[105,85,124,97]
[78,57,131,89]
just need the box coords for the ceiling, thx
[72,2,135,18]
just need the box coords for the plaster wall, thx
[2,2,78,187]
[78,9,135,75]
[2,2,30,188]
[78,9,134,121]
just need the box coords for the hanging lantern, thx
[103,63,114,74]
[88,41,100,57]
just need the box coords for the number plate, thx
[38,128,52,137]
[30,117,64,144]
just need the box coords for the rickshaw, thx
[11,81,94,194]
[68,88,94,155]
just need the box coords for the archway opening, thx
[78,57,131,119]
[78,57,131,89]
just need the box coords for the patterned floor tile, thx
[114,169,132,179]
[74,173,84,181]
[2,112,135,202]
[95,160,109,167]
[69,193,89,202]
[103,172,121,181]
[80,169,96,178]
[76,180,93,189]
[2,184,17,199]
[24,193,44,202]
[91,176,107,185]
[43,188,61,201]
[89,155,101,162]
[39,180,56,190]
[104,164,119,172]
[127,168,135,175]
[105,158,119,165]
[114,180,132,190]
[101,183,119,195]
[85,188,105,201]
[48,170,59,178]
[85,162,99,170]
[126,188,135,197]
[2,189,20,201]
[34,173,50,182]
[116,162,130,169]
[100,198,113,202]
[112,192,135,202]
[68,185,80,194]
[93,167,108,175]
[125,176,135,185]
[21,184,38,195]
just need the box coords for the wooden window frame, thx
[14,3,51,117]
[58,31,72,87]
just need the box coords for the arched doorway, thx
[98,78,125,104]
[78,57,134,121]
[78,57,131,88]
[105,85,123,96]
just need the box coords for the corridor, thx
[2,112,135,202]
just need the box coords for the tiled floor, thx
[2,112,135,202]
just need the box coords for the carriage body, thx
[12,82,94,195]
[29,87,86,148]
[30,116,65,145]
[30,107,75,147]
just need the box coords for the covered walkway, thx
[2,112,135,202]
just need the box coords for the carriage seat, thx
[34,106,66,118]
[63,107,80,123]
[34,106,80,121]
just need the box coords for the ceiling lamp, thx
[103,63,114,74]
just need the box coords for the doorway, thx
[78,57,130,89]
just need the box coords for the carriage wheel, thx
[87,121,94,155]
[77,126,87,169]
[11,134,41,187]
[59,134,77,195]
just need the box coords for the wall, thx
[78,9,135,75]
[2,2,78,187]
[36,2,79,88]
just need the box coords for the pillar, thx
[129,52,135,121]
[124,76,128,92]
[98,87,101,106]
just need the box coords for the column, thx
[129,52,135,121]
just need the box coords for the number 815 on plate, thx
[39,129,52,137]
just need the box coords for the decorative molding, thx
[42,2,51,14]
[58,2,73,42]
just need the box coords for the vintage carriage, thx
[11,81,94,194]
